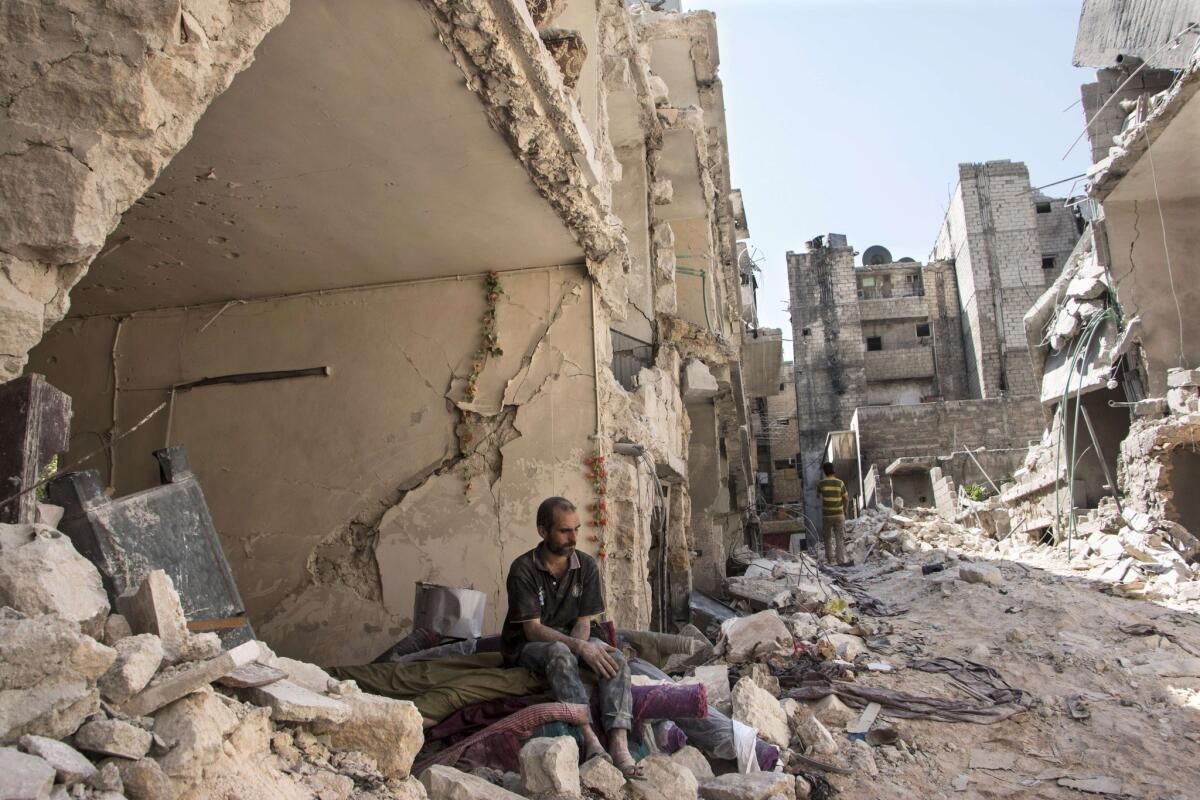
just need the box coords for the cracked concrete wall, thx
[28,266,599,665]
[0,0,289,379]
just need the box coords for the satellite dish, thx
[862,245,893,266]
[898,257,916,263]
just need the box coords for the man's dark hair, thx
[536,497,577,531]
[821,462,835,476]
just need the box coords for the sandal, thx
[614,758,645,780]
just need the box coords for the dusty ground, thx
[814,516,1200,799]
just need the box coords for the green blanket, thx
[330,654,547,722]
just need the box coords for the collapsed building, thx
[782,164,1083,524]
[0,0,778,665]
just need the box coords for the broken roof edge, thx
[1088,55,1200,199]
[419,0,631,275]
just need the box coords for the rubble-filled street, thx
[2,0,1200,798]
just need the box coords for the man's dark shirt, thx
[501,545,605,664]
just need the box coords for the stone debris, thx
[311,691,423,779]
[244,678,352,725]
[0,527,108,638]
[957,564,1003,587]
[731,677,789,748]
[421,764,524,799]
[793,715,837,756]
[72,719,152,760]
[579,756,627,800]
[97,634,163,704]
[119,640,262,717]
[0,746,56,800]
[718,610,793,663]
[670,745,714,781]
[116,571,220,665]
[16,736,95,786]
[698,772,797,800]
[626,754,698,800]
[518,736,580,798]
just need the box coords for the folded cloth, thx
[429,696,548,741]
[330,653,546,723]
[414,702,591,774]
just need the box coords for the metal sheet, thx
[412,583,487,639]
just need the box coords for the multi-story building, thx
[3,1,758,662]
[785,161,1082,521]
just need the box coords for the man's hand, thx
[578,639,620,679]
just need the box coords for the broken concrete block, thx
[1167,386,1200,415]
[718,610,793,663]
[682,359,719,401]
[0,747,55,800]
[794,715,837,756]
[823,633,865,662]
[626,754,697,800]
[33,505,63,529]
[731,677,789,748]
[101,615,133,646]
[848,739,877,777]
[691,665,731,714]
[744,663,780,695]
[152,688,238,780]
[519,736,580,798]
[958,564,1003,587]
[244,679,351,725]
[393,777,429,800]
[98,634,163,704]
[420,765,525,799]
[579,756,625,800]
[17,735,95,785]
[0,614,116,743]
[305,769,354,800]
[699,771,796,800]
[1167,368,1200,389]
[115,570,215,665]
[0,527,108,638]
[215,661,286,689]
[273,656,334,694]
[312,692,423,779]
[650,179,674,205]
[670,745,713,781]
[73,719,152,760]
[119,640,261,718]
[808,695,856,728]
[86,761,123,793]
[112,758,173,800]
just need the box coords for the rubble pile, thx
[0,520,427,800]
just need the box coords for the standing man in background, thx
[817,461,849,565]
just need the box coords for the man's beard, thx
[545,540,575,556]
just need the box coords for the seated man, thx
[501,496,639,776]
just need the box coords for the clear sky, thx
[701,0,1096,356]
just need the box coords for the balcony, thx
[864,347,935,381]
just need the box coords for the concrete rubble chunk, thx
[214,661,286,689]
[0,527,109,638]
[958,564,1003,587]
[0,614,116,743]
[690,665,731,714]
[112,758,173,800]
[152,688,238,780]
[808,695,856,727]
[73,719,152,760]
[626,754,698,800]
[0,747,55,800]
[698,772,796,800]
[670,746,713,781]
[421,765,526,799]
[579,756,626,800]
[794,715,837,756]
[519,736,581,798]
[744,663,780,695]
[86,761,122,793]
[719,611,793,663]
[1167,368,1200,388]
[311,692,423,779]
[731,678,789,748]
[272,657,334,694]
[244,679,351,725]
[682,359,719,400]
[822,633,865,662]
[101,615,133,646]
[115,570,216,665]
[17,735,95,785]
[98,634,163,704]
[119,640,261,718]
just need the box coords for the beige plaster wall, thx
[29,266,600,665]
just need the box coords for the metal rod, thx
[173,366,330,393]
[1080,404,1122,512]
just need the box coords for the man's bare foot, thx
[606,729,644,779]
[580,725,608,763]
